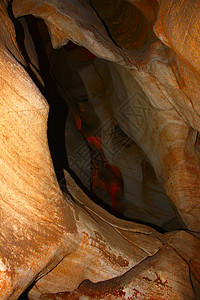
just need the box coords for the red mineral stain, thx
[112,287,126,298]
[65,41,95,61]
[143,276,152,282]
[154,272,171,288]
[75,112,82,131]
[72,101,124,212]
[88,136,101,150]
[88,136,123,211]
[89,231,129,267]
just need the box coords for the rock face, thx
[0,0,199,299]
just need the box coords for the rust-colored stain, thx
[0,270,12,293]
[78,283,126,299]
[65,41,96,61]
[143,276,152,282]
[43,283,177,300]
[125,288,146,299]
[153,272,171,289]
[112,287,126,298]
[143,272,172,289]
[88,136,124,212]
[88,230,129,268]
[73,99,124,213]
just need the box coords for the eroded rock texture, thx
[0,0,199,299]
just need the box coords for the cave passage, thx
[11,11,183,233]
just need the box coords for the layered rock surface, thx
[0,0,199,299]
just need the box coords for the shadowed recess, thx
[90,0,157,58]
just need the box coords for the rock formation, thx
[0,0,199,298]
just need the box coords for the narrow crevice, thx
[25,16,69,187]
[89,0,121,49]
[188,265,196,298]
[7,2,44,93]
[187,230,200,239]
[18,281,35,300]
[79,245,164,290]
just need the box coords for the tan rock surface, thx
[0,0,199,299]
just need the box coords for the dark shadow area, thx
[18,281,35,300]
[25,15,69,186]
[89,0,121,48]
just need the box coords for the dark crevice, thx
[167,243,198,287]
[195,131,200,152]
[89,0,121,49]
[7,2,44,92]
[8,2,29,63]
[189,265,196,298]
[77,245,164,293]
[18,281,35,300]
[165,244,198,298]
[25,16,69,188]
[187,230,200,238]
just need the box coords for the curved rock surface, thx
[0,0,199,299]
